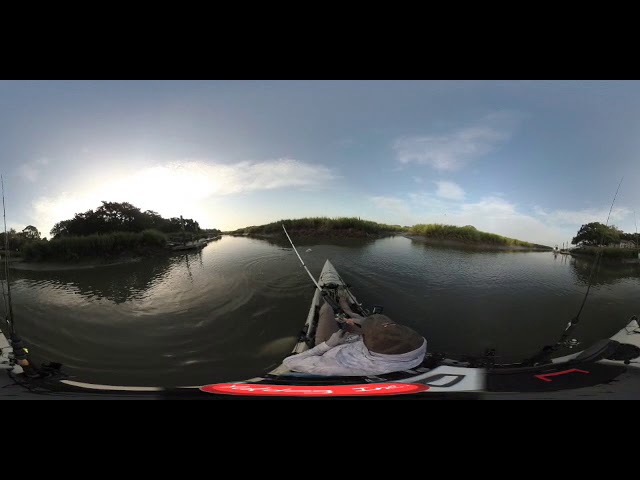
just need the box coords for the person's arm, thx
[283,342,332,363]
[282,332,361,376]
[339,296,366,322]
[282,347,364,376]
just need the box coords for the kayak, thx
[202,259,640,398]
[2,258,640,399]
[207,259,486,395]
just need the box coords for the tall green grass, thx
[22,229,168,262]
[407,224,548,248]
[229,217,407,235]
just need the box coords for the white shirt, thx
[282,336,427,376]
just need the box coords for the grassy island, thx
[405,224,551,250]
[226,217,406,237]
[225,218,551,250]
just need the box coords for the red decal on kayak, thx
[200,383,430,397]
[534,369,590,382]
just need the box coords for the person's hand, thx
[325,329,348,348]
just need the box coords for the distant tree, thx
[49,201,205,238]
[22,225,41,240]
[142,210,163,230]
[572,222,621,247]
[51,219,72,238]
[95,201,145,232]
[0,228,22,250]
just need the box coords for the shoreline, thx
[241,230,398,239]
[569,251,640,264]
[236,231,551,250]
[403,235,552,251]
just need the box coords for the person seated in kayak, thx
[282,290,427,376]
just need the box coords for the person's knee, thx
[320,302,334,315]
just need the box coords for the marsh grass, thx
[230,217,406,235]
[407,224,548,248]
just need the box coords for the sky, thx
[1,80,639,247]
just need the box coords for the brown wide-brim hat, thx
[361,314,424,355]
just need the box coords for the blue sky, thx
[1,80,639,247]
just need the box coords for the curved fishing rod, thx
[527,177,624,365]
[569,177,623,330]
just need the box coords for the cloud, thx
[393,112,517,171]
[32,158,336,237]
[532,205,631,226]
[229,159,334,193]
[369,196,412,217]
[435,181,465,200]
[366,191,575,246]
[18,157,50,182]
[460,196,517,216]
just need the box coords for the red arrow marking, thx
[534,368,590,382]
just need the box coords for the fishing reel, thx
[335,312,350,330]
[564,338,581,349]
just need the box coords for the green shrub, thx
[21,230,169,262]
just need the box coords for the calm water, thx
[3,235,640,387]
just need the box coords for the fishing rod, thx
[1,175,34,375]
[569,176,623,329]
[635,211,639,261]
[1,175,15,337]
[528,177,624,365]
[282,224,346,316]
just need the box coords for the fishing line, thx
[571,176,623,325]
[526,177,625,366]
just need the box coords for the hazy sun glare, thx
[31,159,335,236]
[33,162,222,236]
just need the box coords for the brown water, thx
[3,236,639,386]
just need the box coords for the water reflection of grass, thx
[258,235,378,249]
[570,255,640,286]
[572,246,640,260]
[13,254,177,304]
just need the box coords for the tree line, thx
[50,201,204,238]
[0,225,42,251]
[1,201,221,254]
[571,222,639,247]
